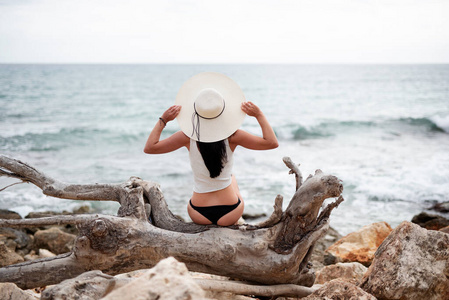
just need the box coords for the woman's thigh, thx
[187,202,212,225]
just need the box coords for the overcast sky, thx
[0,0,448,64]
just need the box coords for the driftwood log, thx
[0,154,343,291]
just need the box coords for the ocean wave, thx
[286,120,375,140]
[287,117,446,141]
[291,125,333,140]
[429,115,449,133]
[0,127,142,152]
[397,117,446,133]
[0,128,90,152]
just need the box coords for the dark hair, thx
[196,140,228,178]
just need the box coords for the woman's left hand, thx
[161,105,181,123]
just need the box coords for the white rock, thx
[360,221,449,300]
[101,257,210,300]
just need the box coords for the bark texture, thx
[0,155,343,289]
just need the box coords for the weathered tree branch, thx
[0,154,343,290]
[0,155,126,202]
[195,279,321,298]
[283,156,303,191]
[253,194,284,228]
[0,214,103,228]
[0,181,25,192]
[272,169,343,253]
[39,268,321,299]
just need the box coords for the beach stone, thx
[430,201,449,213]
[24,210,79,235]
[39,248,57,258]
[72,205,91,214]
[0,241,24,267]
[0,283,37,300]
[411,211,449,230]
[25,206,90,219]
[25,211,61,219]
[0,209,22,219]
[440,225,449,234]
[242,212,267,220]
[315,262,367,285]
[359,221,449,300]
[303,279,376,300]
[33,227,76,254]
[41,270,118,300]
[102,257,210,300]
[0,227,32,250]
[24,249,55,261]
[24,250,39,261]
[324,221,392,266]
[311,227,342,270]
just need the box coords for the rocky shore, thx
[1,205,448,300]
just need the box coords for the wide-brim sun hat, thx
[175,72,246,142]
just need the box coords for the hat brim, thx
[175,72,246,142]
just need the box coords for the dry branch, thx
[0,154,343,290]
[283,156,303,191]
[0,214,103,228]
[253,194,284,228]
[195,279,320,298]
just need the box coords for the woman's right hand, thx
[161,105,181,123]
[241,101,262,118]
[232,101,278,150]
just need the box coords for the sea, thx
[1,64,448,235]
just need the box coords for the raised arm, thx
[230,101,279,151]
[143,105,189,154]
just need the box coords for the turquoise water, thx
[1,64,448,234]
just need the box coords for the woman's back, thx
[189,139,234,194]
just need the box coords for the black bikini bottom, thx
[189,198,241,225]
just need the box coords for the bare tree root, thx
[0,154,343,290]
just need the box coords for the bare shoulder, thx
[228,129,248,150]
[228,129,244,142]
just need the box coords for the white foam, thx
[431,114,449,132]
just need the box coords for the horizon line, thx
[1,62,449,65]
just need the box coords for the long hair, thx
[196,140,228,178]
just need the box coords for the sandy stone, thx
[311,227,342,270]
[33,227,76,254]
[38,248,56,258]
[303,279,376,300]
[411,212,449,231]
[430,201,449,213]
[315,262,367,285]
[102,257,211,300]
[0,282,37,300]
[24,250,39,261]
[359,221,449,300]
[0,241,24,267]
[0,227,32,250]
[0,209,22,220]
[325,221,392,266]
[440,225,449,234]
[41,270,117,300]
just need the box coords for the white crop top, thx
[189,139,234,193]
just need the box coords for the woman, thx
[144,72,278,226]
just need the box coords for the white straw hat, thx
[175,72,246,142]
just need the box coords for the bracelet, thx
[159,117,167,126]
